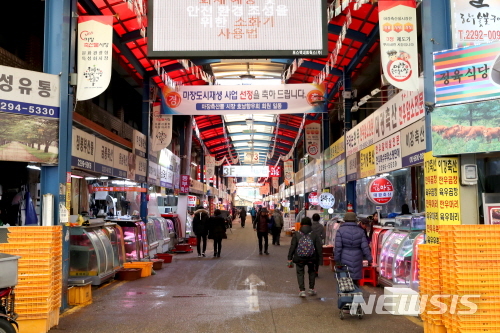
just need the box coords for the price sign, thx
[367,177,394,204]
[319,192,335,209]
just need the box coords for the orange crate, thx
[123,262,153,277]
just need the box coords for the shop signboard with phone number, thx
[375,132,402,174]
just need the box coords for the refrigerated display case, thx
[371,226,393,268]
[379,215,426,286]
[102,223,125,270]
[148,217,169,254]
[69,221,116,285]
[409,232,426,291]
[146,219,160,257]
[113,220,150,261]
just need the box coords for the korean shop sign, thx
[72,127,95,172]
[160,83,326,115]
[360,145,375,179]
[450,0,500,48]
[401,118,425,167]
[113,147,128,179]
[94,137,114,176]
[346,152,360,182]
[375,132,402,174]
[0,65,60,164]
[148,0,327,59]
[434,42,500,106]
[367,177,394,204]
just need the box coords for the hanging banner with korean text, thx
[151,104,172,151]
[205,155,215,180]
[375,132,402,174]
[378,1,419,91]
[434,42,500,106]
[94,137,114,176]
[160,83,326,115]
[284,160,294,183]
[0,65,60,164]
[305,120,321,159]
[72,127,95,172]
[450,1,500,48]
[180,175,190,194]
[401,118,425,167]
[244,152,260,163]
[76,16,113,101]
[272,177,279,190]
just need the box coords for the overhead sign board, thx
[148,0,327,59]
[160,83,326,115]
[223,165,269,177]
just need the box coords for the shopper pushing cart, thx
[334,264,365,320]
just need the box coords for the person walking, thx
[208,209,226,258]
[271,209,284,245]
[288,217,323,297]
[334,212,373,285]
[250,206,256,221]
[253,208,270,255]
[192,206,209,257]
[311,213,325,277]
[239,207,247,228]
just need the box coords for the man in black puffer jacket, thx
[334,212,373,285]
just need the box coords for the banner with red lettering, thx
[77,16,113,101]
[378,1,419,91]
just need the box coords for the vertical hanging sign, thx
[151,104,172,151]
[284,160,294,184]
[305,120,321,159]
[77,16,113,101]
[205,155,215,181]
[378,1,419,91]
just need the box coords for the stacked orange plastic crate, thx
[0,226,62,333]
[419,244,445,333]
[439,225,500,333]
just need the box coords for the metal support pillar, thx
[422,0,451,152]
[140,74,150,222]
[42,0,76,311]
[343,73,356,212]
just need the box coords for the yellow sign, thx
[360,145,375,178]
[330,137,345,163]
[424,151,460,244]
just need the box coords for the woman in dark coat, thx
[334,212,373,283]
[239,208,247,228]
[208,209,227,258]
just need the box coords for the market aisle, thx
[49,216,424,333]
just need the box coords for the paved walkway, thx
[49,216,424,333]
[0,142,43,162]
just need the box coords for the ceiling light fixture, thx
[71,175,84,179]
[27,165,41,170]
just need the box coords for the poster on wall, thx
[160,83,326,115]
[151,104,172,151]
[375,132,402,174]
[434,42,500,107]
[0,65,60,164]
[305,120,321,159]
[378,0,419,91]
[72,127,95,172]
[401,118,425,167]
[450,1,500,48]
[431,99,500,155]
[76,16,113,101]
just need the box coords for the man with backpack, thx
[287,217,323,297]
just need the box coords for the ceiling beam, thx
[328,23,368,43]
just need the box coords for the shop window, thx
[355,168,412,216]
